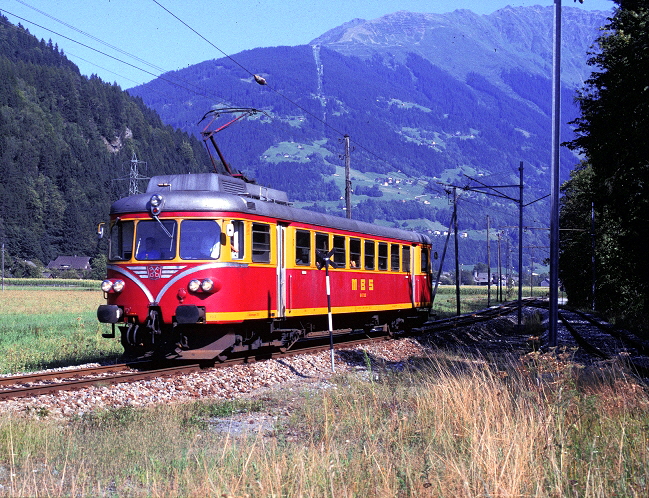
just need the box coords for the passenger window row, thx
[294,229,428,273]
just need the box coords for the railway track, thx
[4,300,646,402]
[0,333,390,401]
[557,308,649,378]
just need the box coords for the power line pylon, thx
[127,152,148,195]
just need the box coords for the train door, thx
[276,223,288,319]
[409,245,416,308]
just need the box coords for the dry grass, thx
[1,350,648,496]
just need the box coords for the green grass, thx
[0,288,122,373]
[431,285,548,316]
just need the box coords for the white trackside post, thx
[326,267,334,372]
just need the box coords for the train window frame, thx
[295,229,311,266]
[134,219,177,261]
[108,220,134,261]
[378,242,388,271]
[179,219,221,260]
[315,232,329,254]
[390,243,400,272]
[421,247,429,273]
[364,240,375,271]
[333,235,346,268]
[228,220,245,260]
[402,245,411,273]
[349,238,361,269]
[251,223,271,263]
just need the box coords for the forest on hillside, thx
[0,16,212,267]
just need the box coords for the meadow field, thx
[0,285,122,374]
[2,284,648,496]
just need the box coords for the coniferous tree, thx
[564,0,649,330]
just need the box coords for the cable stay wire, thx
[150,0,396,167]
[3,5,236,108]
[4,1,538,224]
[5,2,428,181]
[0,9,235,109]
[15,0,168,75]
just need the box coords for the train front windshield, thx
[134,220,177,260]
[179,220,221,260]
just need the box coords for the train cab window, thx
[135,220,177,260]
[349,238,361,269]
[391,244,400,271]
[421,247,429,273]
[295,230,311,265]
[252,223,271,263]
[364,240,375,270]
[333,235,346,268]
[402,246,411,273]
[378,242,388,271]
[180,220,221,260]
[229,220,244,260]
[109,220,134,261]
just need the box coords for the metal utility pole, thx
[548,0,562,347]
[431,211,456,307]
[487,215,491,307]
[591,201,596,311]
[344,135,352,219]
[517,161,524,327]
[453,187,461,316]
[497,232,503,302]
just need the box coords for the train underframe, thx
[110,307,430,361]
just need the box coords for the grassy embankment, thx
[0,283,122,374]
[3,284,647,496]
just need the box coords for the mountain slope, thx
[312,7,607,90]
[0,16,212,264]
[127,6,608,265]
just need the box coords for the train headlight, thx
[149,194,164,216]
[101,279,125,293]
[188,279,201,292]
[200,278,214,292]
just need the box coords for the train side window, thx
[333,235,346,268]
[378,242,388,270]
[315,232,329,253]
[390,243,400,271]
[229,220,245,260]
[109,220,134,261]
[180,220,221,260]
[421,247,429,273]
[402,246,411,272]
[295,230,311,265]
[252,223,271,262]
[364,240,375,270]
[349,238,361,268]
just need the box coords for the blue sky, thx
[1,0,614,89]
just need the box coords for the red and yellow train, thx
[97,172,433,359]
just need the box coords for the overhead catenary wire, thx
[3,1,551,243]
[150,0,394,166]
[0,10,233,109]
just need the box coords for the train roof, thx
[110,173,432,245]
